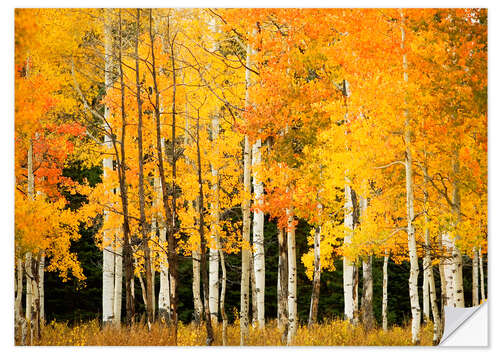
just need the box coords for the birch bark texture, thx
[286,208,297,345]
[472,247,479,306]
[343,185,355,323]
[400,10,421,343]
[208,113,220,324]
[240,39,253,345]
[252,137,265,329]
[102,10,115,324]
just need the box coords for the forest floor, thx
[26,318,436,346]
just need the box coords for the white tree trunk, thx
[208,242,219,324]
[113,232,123,326]
[427,261,441,344]
[479,247,485,303]
[361,255,374,330]
[308,225,321,326]
[343,185,355,323]
[102,9,115,325]
[192,249,202,323]
[240,133,252,344]
[442,233,456,306]
[451,153,465,308]
[250,250,257,326]
[277,253,282,323]
[252,137,265,329]
[25,139,35,334]
[15,257,24,323]
[151,244,155,319]
[382,254,388,331]
[286,209,297,345]
[38,253,45,326]
[400,11,421,343]
[209,114,221,324]
[472,247,479,306]
[25,253,32,327]
[423,262,429,322]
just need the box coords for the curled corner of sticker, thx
[439,301,488,347]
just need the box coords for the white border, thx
[1,1,496,356]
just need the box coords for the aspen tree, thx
[149,9,177,331]
[252,135,265,329]
[423,267,429,322]
[196,106,215,345]
[382,254,389,331]
[134,8,153,327]
[277,226,288,341]
[117,9,135,324]
[423,160,441,342]
[308,225,321,326]
[102,9,115,326]
[472,247,479,306]
[240,41,253,345]
[286,208,297,345]
[451,155,464,308]
[400,9,421,343]
[479,247,485,302]
[208,112,220,324]
[343,185,356,322]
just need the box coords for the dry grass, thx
[29,318,435,346]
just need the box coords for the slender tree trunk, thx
[382,253,388,331]
[423,161,441,343]
[240,130,252,343]
[25,253,32,341]
[250,250,257,326]
[252,137,265,330]
[150,224,156,319]
[113,238,123,326]
[196,109,214,345]
[117,9,134,325]
[400,10,421,343]
[192,247,203,324]
[208,248,219,324]
[102,9,115,326]
[428,263,441,344]
[361,255,374,330]
[156,176,171,322]
[423,263,429,322]
[286,209,297,345]
[38,252,45,326]
[150,10,178,334]
[451,154,464,308]
[439,254,447,333]
[168,21,179,339]
[15,257,24,323]
[472,247,479,306]
[308,225,321,326]
[359,197,374,330]
[442,233,456,306]
[479,247,485,302]
[219,249,228,346]
[31,256,40,342]
[209,114,220,324]
[277,226,288,342]
[343,185,355,323]
[25,140,36,342]
[135,8,153,328]
[138,272,148,313]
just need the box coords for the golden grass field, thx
[29,319,435,346]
